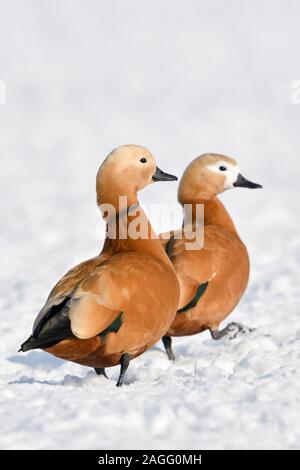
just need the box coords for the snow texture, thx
[1,0,300,450]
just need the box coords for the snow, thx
[1,0,300,450]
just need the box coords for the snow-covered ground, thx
[1,0,300,449]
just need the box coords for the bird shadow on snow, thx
[7,351,85,387]
[8,351,64,370]
[7,350,136,387]
[8,352,114,387]
[8,369,107,388]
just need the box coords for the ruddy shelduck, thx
[160,153,262,360]
[20,145,180,386]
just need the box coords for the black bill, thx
[152,166,178,182]
[233,173,262,189]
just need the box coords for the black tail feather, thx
[19,335,35,352]
[19,332,73,352]
[19,299,74,353]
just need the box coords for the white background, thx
[0,0,299,449]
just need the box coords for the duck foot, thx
[210,322,255,340]
[94,368,108,378]
[162,335,175,361]
[116,353,130,387]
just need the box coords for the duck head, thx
[178,153,262,203]
[96,144,177,207]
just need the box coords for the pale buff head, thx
[96,144,177,207]
[178,153,262,203]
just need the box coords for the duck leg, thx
[94,368,108,378]
[116,353,130,387]
[162,336,175,361]
[210,322,255,340]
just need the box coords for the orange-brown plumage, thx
[160,153,261,348]
[47,251,178,366]
[20,145,180,385]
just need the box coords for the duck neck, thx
[100,196,173,267]
[182,195,238,236]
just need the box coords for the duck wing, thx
[162,226,235,281]
[160,226,241,313]
[20,254,117,352]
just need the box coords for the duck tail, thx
[19,334,55,352]
[19,335,36,352]
[19,335,53,352]
[19,331,73,352]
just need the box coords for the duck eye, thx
[219,165,227,171]
[140,157,147,163]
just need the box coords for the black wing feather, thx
[20,297,74,352]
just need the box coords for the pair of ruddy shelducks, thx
[20,145,262,386]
